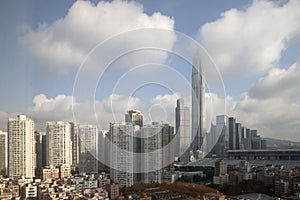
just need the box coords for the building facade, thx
[8,115,36,178]
[175,98,191,162]
[46,121,72,166]
[192,54,206,154]
[78,124,98,174]
[0,130,8,176]
[109,123,134,187]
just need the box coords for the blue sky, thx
[1,0,300,141]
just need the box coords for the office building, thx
[0,130,8,176]
[228,117,236,150]
[192,54,206,154]
[78,124,98,174]
[46,121,72,166]
[235,123,242,150]
[109,123,134,187]
[8,115,36,178]
[207,115,229,158]
[175,98,191,162]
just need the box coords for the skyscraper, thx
[46,121,72,166]
[192,54,206,154]
[228,117,236,150]
[109,122,134,187]
[70,122,79,166]
[235,123,242,150]
[0,130,8,176]
[141,123,163,183]
[175,98,190,162]
[207,115,229,158]
[35,131,46,178]
[8,115,36,178]
[78,124,98,174]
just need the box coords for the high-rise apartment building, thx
[109,122,134,187]
[125,110,143,127]
[8,115,36,178]
[70,122,79,166]
[0,130,8,176]
[78,124,98,174]
[141,123,163,183]
[192,54,206,154]
[175,98,191,162]
[161,123,174,169]
[35,131,46,178]
[46,121,72,166]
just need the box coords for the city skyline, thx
[0,0,300,142]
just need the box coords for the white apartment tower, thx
[78,124,98,174]
[46,121,72,166]
[8,115,35,178]
[0,130,8,176]
[141,123,163,183]
[109,122,134,187]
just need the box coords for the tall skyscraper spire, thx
[192,53,206,156]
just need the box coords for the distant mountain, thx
[262,137,300,149]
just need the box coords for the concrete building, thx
[46,121,72,166]
[125,110,143,127]
[42,166,59,181]
[8,115,36,179]
[21,183,37,199]
[60,164,71,178]
[207,115,229,158]
[275,179,289,196]
[235,123,242,150]
[0,130,8,176]
[141,123,163,183]
[109,123,134,187]
[78,124,98,174]
[106,183,119,200]
[35,131,46,178]
[192,54,206,154]
[228,117,236,150]
[175,98,191,162]
[161,123,174,169]
[70,122,80,166]
[213,159,228,185]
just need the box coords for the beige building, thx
[8,115,35,179]
[46,121,72,166]
[0,130,8,176]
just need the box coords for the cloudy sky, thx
[1,0,300,141]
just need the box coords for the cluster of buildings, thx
[0,115,100,180]
[0,54,269,188]
[0,173,121,199]
[206,115,267,158]
[213,159,300,198]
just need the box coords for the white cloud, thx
[146,93,181,124]
[249,62,300,100]
[21,0,175,73]
[199,0,300,77]
[1,92,179,131]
